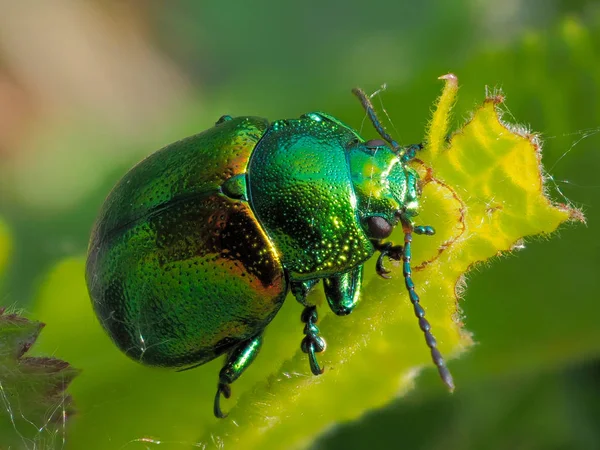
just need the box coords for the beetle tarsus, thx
[300,305,326,375]
[214,382,231,419]
[304,340,325,375]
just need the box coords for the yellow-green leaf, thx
[30,76,580,450]
[192,75,580,448]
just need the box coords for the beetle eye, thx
[365,139,388,149]
[365,216,393,239]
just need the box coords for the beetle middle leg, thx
[323,265,363,315]
[291,280,326,375]
[292,266,363,376]
[300,305,326,375]
[214,334,263,418]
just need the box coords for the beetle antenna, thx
[402,222,455,392]
[352,87,404,157]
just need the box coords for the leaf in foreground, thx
[0,309,79,449]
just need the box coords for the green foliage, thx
[0,220,10,285]
[1,7,600,450]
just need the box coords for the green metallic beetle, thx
[86,88,453,418]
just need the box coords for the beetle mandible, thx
[86,88,453,418]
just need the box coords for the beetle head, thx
[348,140,421,240]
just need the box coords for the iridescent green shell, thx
[86,117,287,368]
[248,114,375,280]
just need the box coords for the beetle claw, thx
[214,382,231,419]
[307,342,325,375]
[301,306,326,375]
[376,263,392,279]
[375,243,404,278]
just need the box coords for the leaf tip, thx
[425,74,460,159]
[437,72,458,86]
[485,93,506,105]
[562,204,586,224]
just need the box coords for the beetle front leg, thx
[371,240,403,279]
[371,225,436,278]
[214,334,263,418]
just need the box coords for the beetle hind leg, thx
[213,334,263,418]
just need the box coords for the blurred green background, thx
[1,1,600,449]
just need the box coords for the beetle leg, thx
[371,223,435,279]
[291,280,319,306]
[300,305,326,375]
[214,383,231,419]
[214,334,263,418]
[292,281,326,375]
[323,265,363,316]
[371,240,403,279]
